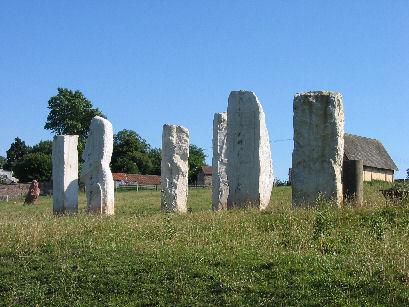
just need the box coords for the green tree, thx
[44,88,105,139]
[13,153,52,182]
[188,144,207,184]
[111,129,153,174]
[148,148,161,175]
[0,156,6,169]
[44,88,106,172]
[31,140,52,155]
[406,168,408,179]
[112,157,139,174]
[4,137,31,170]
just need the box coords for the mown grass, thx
[1,182,409,306]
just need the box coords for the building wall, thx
[363,166,394,182]
[197,173,212,186]
[204,174,212,186]
[0,182,53,200]
[0,184,29,200]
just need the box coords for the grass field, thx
[1,182,409,306]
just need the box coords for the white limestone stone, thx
[226,90,274,210]
[212,112,229,211]
[161,124,189,213]
[52,135,79,214]
[80,116,115,215]
[292,91,344,207]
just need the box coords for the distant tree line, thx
[2,88,207,183]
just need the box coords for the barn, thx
[196,166,213,186]
[344,133,398,182]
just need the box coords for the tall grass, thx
[1,182,408,305]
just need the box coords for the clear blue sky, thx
[1,1,408,180]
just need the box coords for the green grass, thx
[1,183,409,306]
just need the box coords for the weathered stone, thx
[52,135,78,214]
[292,91,344,207]
[212,112,229,210]
[25,180,40,205]
[226,90,274,210]
[80,116,115,215]
[161,124,189,213]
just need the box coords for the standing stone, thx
[52,135,78,214]
[226,90,274,210]
[343,160,363,205]
[25,180,40,205]
[80,116,115,215]
[212,112,229,210]
[292,91,344,207]
[161,124,189,213]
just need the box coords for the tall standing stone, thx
[226,90,274,210]
[52,135,79,214]
[80,116,115,215]
[292,91,344,207]
[161,124,189,213]
[212,112,229,211]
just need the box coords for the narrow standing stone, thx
[161,124,189,213]
[292,91,344,207]
[52,135,79,214]
[343,160,363,205]
[212,112,228,210]
[226,90,274,210]
[80,116,115,215]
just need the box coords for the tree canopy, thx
[111,129,154,175]
[4,138,53,182]
[0,156,6,169]
[31,140,52,156]
[4,137,31,171]
[188,144,207,184]
[148,148,161,176]
[13,152,52,183]
[44,88,105,140]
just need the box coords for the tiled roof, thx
[200,166,213,175]
[127,174,161,185]
[112,173,127,182]
[344,133,398,171]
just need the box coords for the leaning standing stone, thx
[292,91,344,207]
[80,116,115,215]
[226,90,274,210]
[161,124,189,213]
[212,112,229,211]
[52,135,78,214]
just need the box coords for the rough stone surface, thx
[226,90,274,210]
[212,112,229,210]
[52,135,78,214]
[80,116,115,215]
[292,91,344,207]
[25,180,40,204]
[161,124,189,213]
